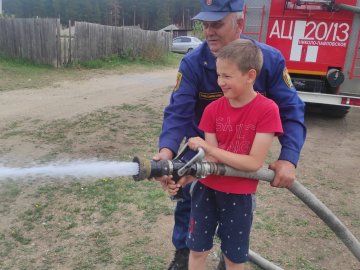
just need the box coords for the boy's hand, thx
[188,137,209,151]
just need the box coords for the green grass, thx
[0,53,182,91]
[119,236,167,269]
[0,232,15,258]
[0,55,73,91]
[120,252,166,270]
[9,227,31,245]
[0,181,21,201]
[72,52,183,70]
[0,55,52,69]
[0,104,163,161]
[0,176,171,269]
[296,257,323,270]
[65,177,171,223]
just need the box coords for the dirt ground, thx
[0,68,359,270]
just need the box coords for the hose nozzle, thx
[132,145,205,182]
[132,156,175,181]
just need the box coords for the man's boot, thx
[167,248,190,270]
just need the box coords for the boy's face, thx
[202,13,242,54]
[216,58,254,100]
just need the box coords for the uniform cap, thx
[192,0,244,21]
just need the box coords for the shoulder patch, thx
[199,92,223,100]
[283,67,294,89]
[174,72,183,91]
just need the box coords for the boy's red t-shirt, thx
[198,93,283,194]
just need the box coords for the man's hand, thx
[269,160,296,188]
[153,148,174,161]
[152,148,174,190]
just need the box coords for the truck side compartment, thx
[244,0,360,118]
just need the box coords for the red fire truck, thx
[243,0,360,117]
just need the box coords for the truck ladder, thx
[243,4,265,42]
[295,0,332,4]
[298,91,360,107]
[285,0,334,9]
[349,30,360,79]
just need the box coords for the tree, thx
[107,0,121,26]
[2,0,200,29]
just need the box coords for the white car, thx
[171,36,203,54]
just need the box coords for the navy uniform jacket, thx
[159,37,306,166]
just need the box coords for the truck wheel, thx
[321,105,350,118]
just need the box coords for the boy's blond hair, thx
[216,39,263,77]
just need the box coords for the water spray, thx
[0,160,139,179]
[132,145,360,264]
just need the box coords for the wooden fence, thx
[73,22,171,62]
[0,18,172,67]
[0,18,60,66]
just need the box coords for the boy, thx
[167,39,283,270]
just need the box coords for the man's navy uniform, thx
[159,37,306,251]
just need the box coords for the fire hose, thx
[132,146,360,267]
[335,3,360,14]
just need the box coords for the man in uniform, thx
[154,0,307,269]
